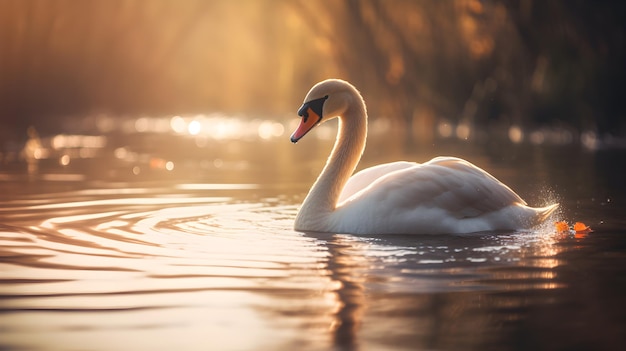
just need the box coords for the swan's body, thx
[291,79,557,235]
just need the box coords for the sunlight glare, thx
[437,119,453,138]
[508,125,523,143]
[188,120,201,135]
[59,154,71,166]
[456,122,471,140]
[170,116,187,134]
[581,130,598,150]
[52,134,107,149]
[32,148,44,159]
[200,117,246,140]
[135,118,149,133]
[258,120,285,140]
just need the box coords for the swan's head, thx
[290,79,358,143]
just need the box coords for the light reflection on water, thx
[0,182,596,351]
[1,124,625,350]
[1,188,333,350]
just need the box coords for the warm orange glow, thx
[555,221,570,233]
[0,0,324,118]
[555,221,592,236]
[574,222,592,233]
[0,0,622,144]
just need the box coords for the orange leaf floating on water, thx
[573,222,592,233]
[555,221,570,233]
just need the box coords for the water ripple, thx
[0,184,576,350]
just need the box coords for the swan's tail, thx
[533,203,559,223]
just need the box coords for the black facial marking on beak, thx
[298,95,328,123]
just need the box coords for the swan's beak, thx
[290,107,322,143]
[290,95,327,143]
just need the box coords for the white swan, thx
[290,79,558,235]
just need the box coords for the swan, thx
[290,79,558,235]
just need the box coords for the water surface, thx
[1,126,625,351]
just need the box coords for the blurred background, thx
[0,0,625,173]
[2,3,626,350]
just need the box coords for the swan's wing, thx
[341,157,526,218]
[339,161,416,203]
[424,157,527,214]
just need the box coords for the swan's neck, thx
[297,100,367,225]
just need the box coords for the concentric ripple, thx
[0,186,336,350]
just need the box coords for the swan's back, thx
[339,161,415,203]
[333,157,557,234]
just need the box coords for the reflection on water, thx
[1,181,624,351]
[1,123,625,350]
[1,189,329,350]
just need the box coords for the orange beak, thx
[290,95,328,143]
[290,107,322,143]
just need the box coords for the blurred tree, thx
[503,0,626,137]
[0,0,624,141]
[0,0,323,134]
[292,0,626,140]
[292,0,518,141]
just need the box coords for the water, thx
[1,123,625,351]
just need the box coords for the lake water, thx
[1,119,625,351]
